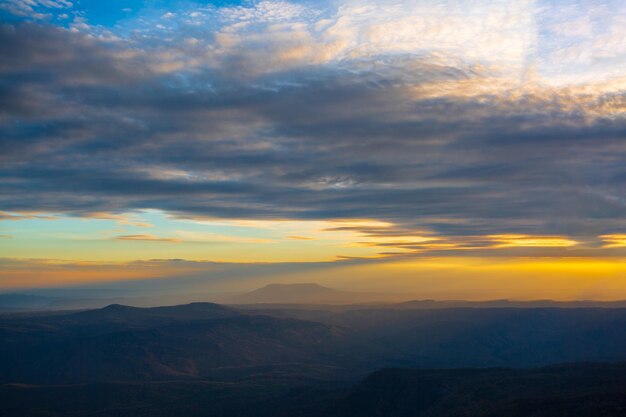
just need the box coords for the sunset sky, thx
[2,0,626,299]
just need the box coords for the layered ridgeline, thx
[5,283,626,311]
[227,283,626,308]
[1,297,626,416]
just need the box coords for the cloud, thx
[0,0,626,261]
[173,230,273,244]
[114,234,181,243]
[85,212,153,228]
[600,234,626,248]
[487,234,579,248]
[535,0,626,84]
[288,236,314,240]
[0,211,56,221]
[0,0,72,20]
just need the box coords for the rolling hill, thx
[327,363,626,417]
[0,303,359,384]
[3,302,626,416]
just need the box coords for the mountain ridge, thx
[226,283,394,305]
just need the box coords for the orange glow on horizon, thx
[2,256,626,302]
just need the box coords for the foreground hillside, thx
[328,363,626,417]
[2,303,626,416]
[2,363,626,417]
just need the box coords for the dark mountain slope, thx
[320,307,626,367]
[0,380,346,417]
[3,363,626,417]
[0,303,358,384]
[326,363,626,417]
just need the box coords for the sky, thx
[1,0,626,300]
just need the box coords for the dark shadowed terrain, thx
[1,299,626,416]
[326,363,626,417]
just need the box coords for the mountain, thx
[227,283,383,305]
[0,293,147,312]
[0,302,361,384]
[319,307,626,367]
[4,303,626,386]
[64,302,239,325]
[0,293,59,311]
[326,363,626,417]
[3,302,626,416]
[3,363,626,417]
[244,305,626,368]
[0,379,345,417]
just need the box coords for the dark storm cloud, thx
[2,22,626,244]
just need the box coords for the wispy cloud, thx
[288,236,315,240]
[0,211,57,221]
[0,0,72,19]
[600,234,626,248]
[86,212,153,228]
[114,234,181,243]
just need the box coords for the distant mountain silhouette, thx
[0,293,58,310]
[228,283,380,304]
[0,293,147,312]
